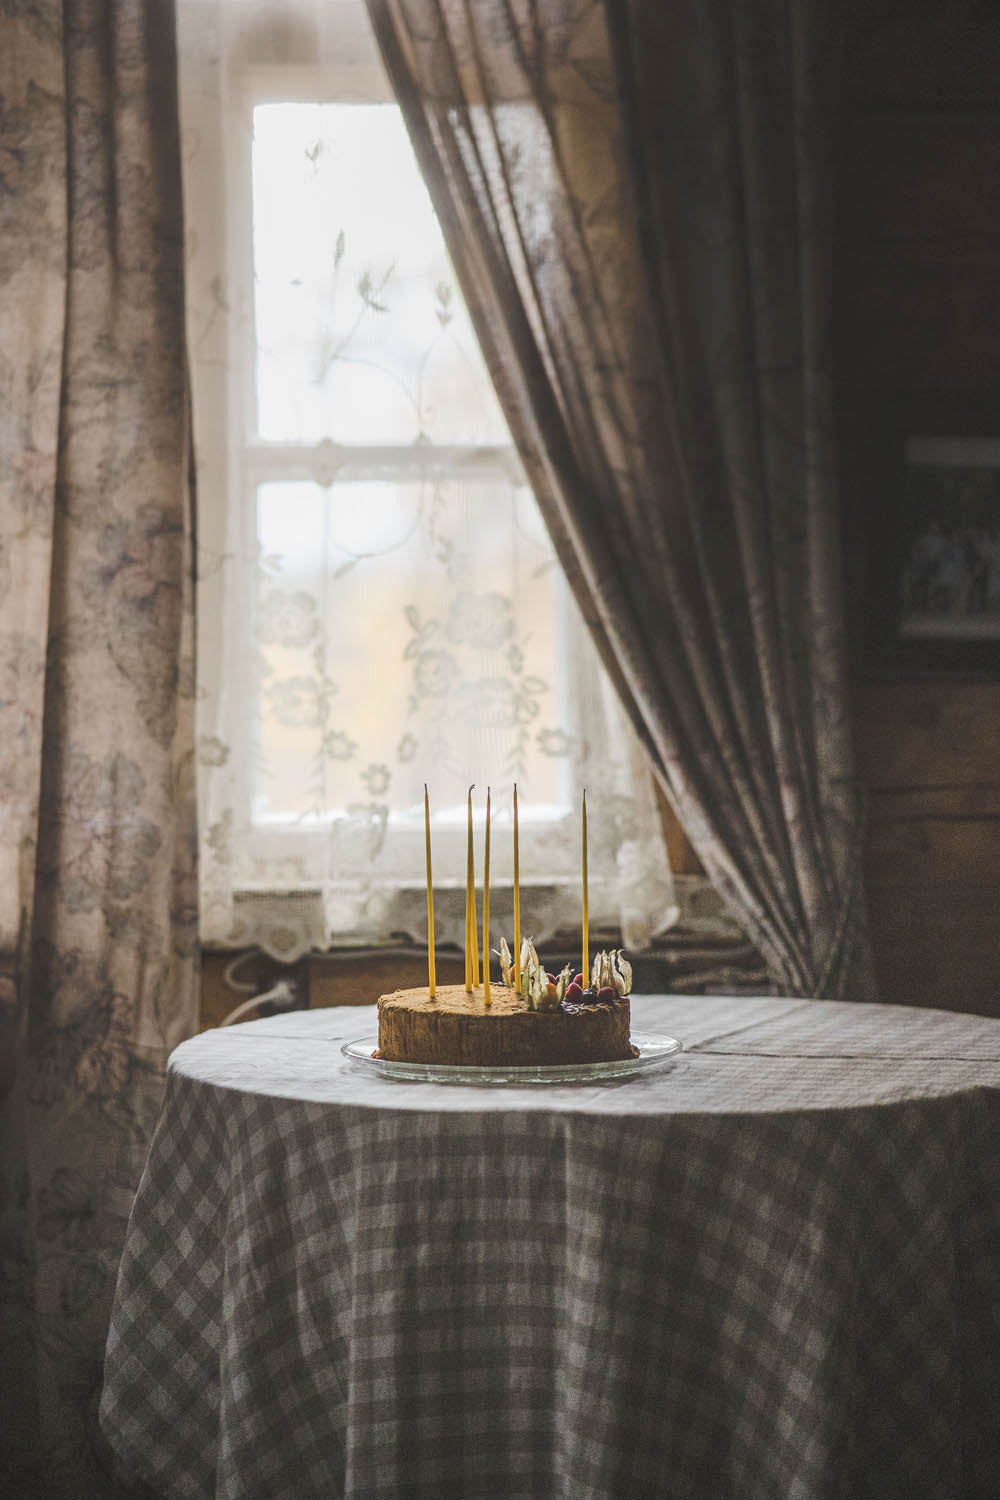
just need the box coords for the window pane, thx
[252,102,510,446]
[252,476,570,831]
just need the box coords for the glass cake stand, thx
[341,1033,683,1086]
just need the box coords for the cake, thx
[375,945,637,1068]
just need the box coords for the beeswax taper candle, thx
[424,784,436,998]
[465,785,475,992]
[581,788,589,986]
[513,783,521,991]
[483,786,491,1007]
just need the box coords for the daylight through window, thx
[179,0,676,959]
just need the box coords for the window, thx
[245,92,570,827]
[179,0,675,959]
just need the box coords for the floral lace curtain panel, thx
[366,0,876,999]
[0,2,199,1496]
[179,0,677,961]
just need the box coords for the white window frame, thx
[221,58,576,877]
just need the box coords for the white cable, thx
[219,980,297,1027]
[222,950,260,994]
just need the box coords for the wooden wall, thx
[839,2,1000,1015]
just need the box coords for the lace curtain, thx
[177,0,677,961]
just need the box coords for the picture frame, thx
[866,393,1000,678]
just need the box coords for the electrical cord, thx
[222,950,261,993]
[219,978,301,1027]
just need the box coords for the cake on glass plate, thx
[375,942,636,1068]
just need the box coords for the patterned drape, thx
[0,3,199,1496]
[365,0,876,999]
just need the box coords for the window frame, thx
[220,59,576,876]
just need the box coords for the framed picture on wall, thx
[868,395,1000,676]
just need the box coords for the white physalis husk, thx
[513,938,561,1011]
[587,949,632,996]
[555,963,573,1002]
[537,971,561,1011]
[499,936,514,988]
[591,950,613,990]
[516,937,539,1007]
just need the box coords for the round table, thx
[100,994,1000,1500]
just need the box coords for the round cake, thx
[375,983,635,1067]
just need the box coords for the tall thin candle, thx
[471,794,480,988]
[513,783,521,991]
[581,788,589,986]
[482,786,492,1007]
[465,785,475,993]
[424,784,436,998]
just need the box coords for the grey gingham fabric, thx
[100,995,1000,1500]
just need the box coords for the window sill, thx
[199,876,767,1028]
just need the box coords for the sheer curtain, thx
[177,0,677,961]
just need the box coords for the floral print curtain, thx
[0,3,199,1495]
[365,0,876,999]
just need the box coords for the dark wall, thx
[838,0,1000,1015]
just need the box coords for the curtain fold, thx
[365,0,875,999]
[0,3,199,1495]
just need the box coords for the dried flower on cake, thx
[500,940,632,1009]
[501,935,561,1010]
[498,936,514,989]
[613,950,632,996]
[554,964,573,1002]
[589,949,633,997]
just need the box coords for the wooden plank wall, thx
[854,683,999,1014]
[840,2,1000,1015]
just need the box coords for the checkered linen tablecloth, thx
[100,994,1000,1500]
